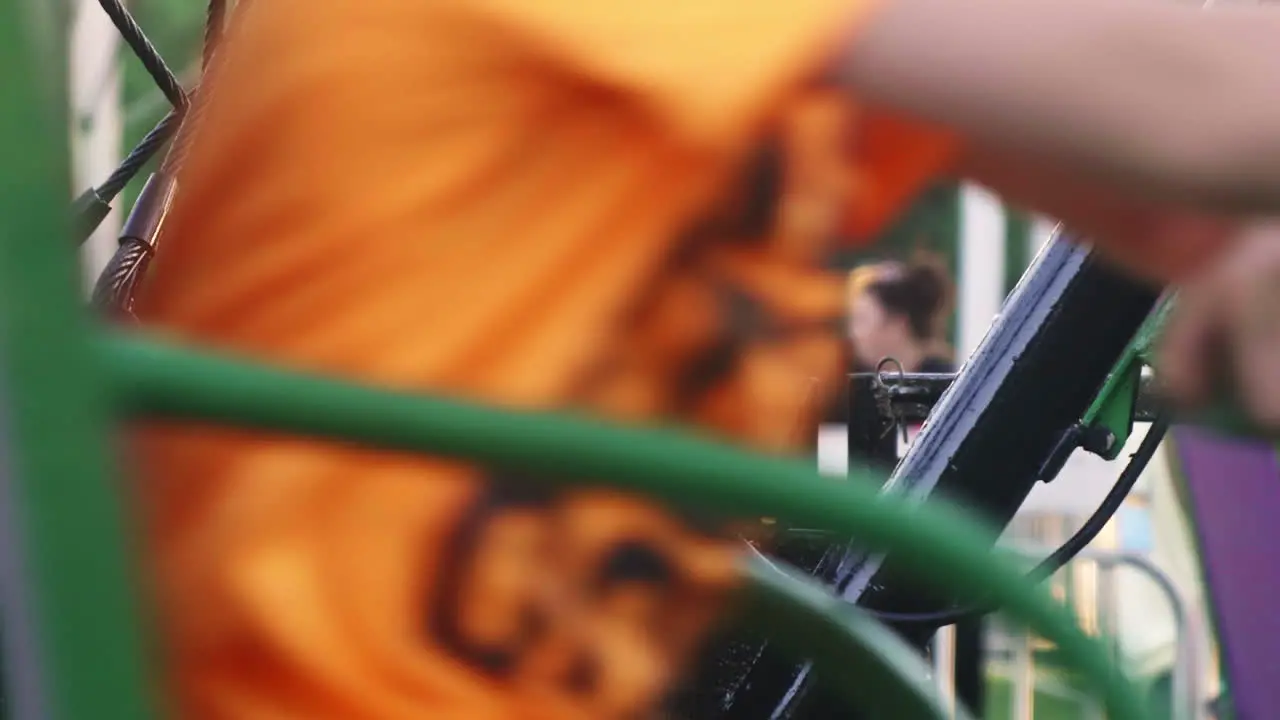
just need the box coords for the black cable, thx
[96,109,182,202]
[96,0,189,111]
[866,412,1171,627]
[71,1,190,244]
[91,0,231,314]
[77,0,223,224]
[73,107,182,246]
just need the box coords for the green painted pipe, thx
[100,331,1150,719]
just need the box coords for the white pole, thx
[957,183,1007,360]
[69,0,123,291]
[1028,214,1058,263]
[932,626,958,718]
[1010,631,1037,720]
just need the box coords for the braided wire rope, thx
[203,0,226,72]
[70,0,206,245]
[97,0,189,111]
[86,0,227,317]
[98,109,181,201]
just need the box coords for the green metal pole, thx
[0,2,157,719]
[100,332,1151,719]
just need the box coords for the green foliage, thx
[832,182,960,272]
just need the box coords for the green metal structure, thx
[0,3,157,719]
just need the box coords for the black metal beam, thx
[953,617,986,717]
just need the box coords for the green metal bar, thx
[0,3,157,720]
[100,330,1149,719]
[1081,296,1174,457]
[1087,294,1273,441]
[1082,297,1172,428]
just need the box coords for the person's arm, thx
[838,0,1280,215]
[1159,223,1280,425]
[465,0,1258,278]
[958,147,1237,283]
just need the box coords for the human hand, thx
[1160,223,1280,430]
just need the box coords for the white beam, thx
[69,0,123,291]
[1028,214,1058,264]
[957,183,1006,360]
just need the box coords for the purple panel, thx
[1173,427,1280,720]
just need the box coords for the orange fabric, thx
[775,91,862,261]
[844,109,961,241]
[131,0,951,718]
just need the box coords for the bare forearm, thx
[838,0,1280,214]
[960,148,1236,283]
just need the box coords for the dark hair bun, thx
[903,251,953,320]
[867,251,954,341]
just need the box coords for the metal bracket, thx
[1079,297,1174,460]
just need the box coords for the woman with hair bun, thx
[848,253,955,376]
